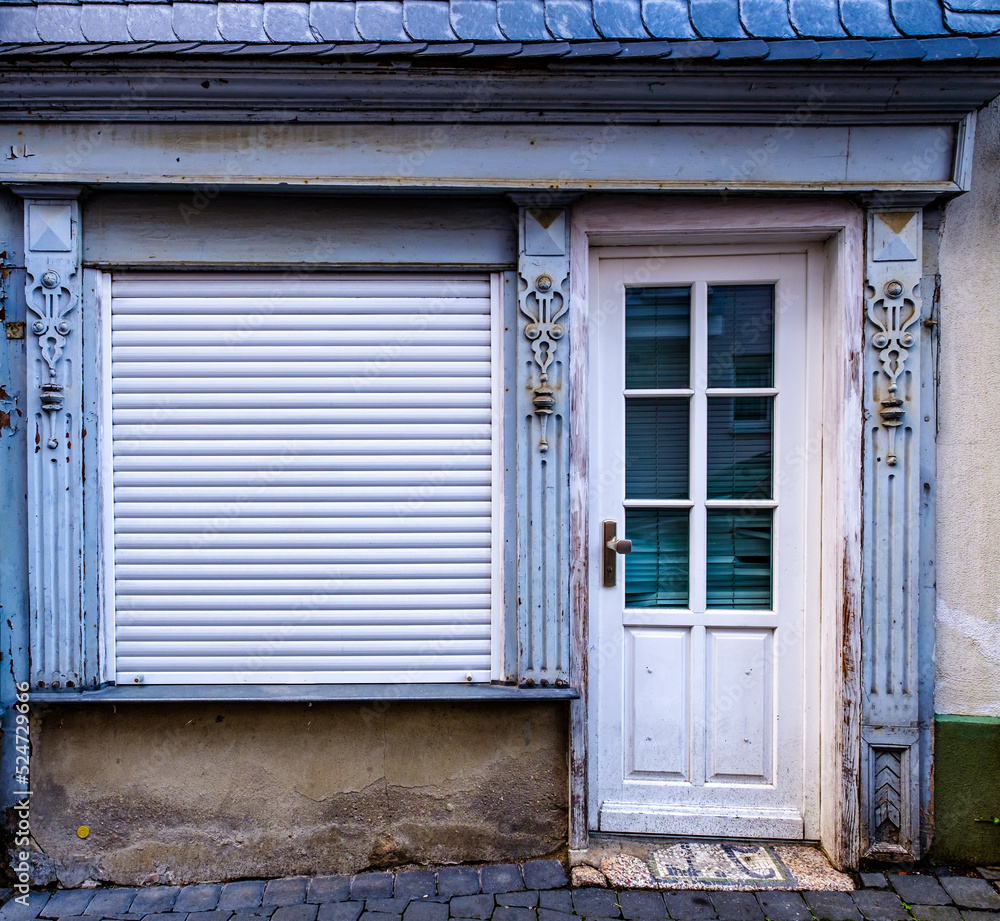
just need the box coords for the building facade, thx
[1,0,1000,885]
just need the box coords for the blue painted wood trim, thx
[27,684,580,703]
[0,190,31,818]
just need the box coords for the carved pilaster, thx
[512,198,573,686]
[862,210,924,858]
[14,187,85,689]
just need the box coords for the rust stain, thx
[0,411,9,429]
[0,385,9,400]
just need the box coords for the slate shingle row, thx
[2,0,1000,48]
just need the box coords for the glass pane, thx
[706,397,773,499]
[706,510,773,609]
[707,284,774,388]
[626,398,690,499]
[625,509,689,608]
[626,287,691,389]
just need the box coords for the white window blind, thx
[106,273,501,684]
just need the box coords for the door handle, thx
[602,520,632,588]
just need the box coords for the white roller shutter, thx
[106,273,501,684]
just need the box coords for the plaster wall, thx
[936,96,1000,719]
[29,701,568,888]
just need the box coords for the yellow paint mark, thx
[77,825,90,839]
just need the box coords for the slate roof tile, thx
[921,32,979,52]
[449,0,504,38]
[690,0,749,36]
[945,0,1000,9]
[890,0,948,35]
[544,0,599,39]
[36,2,87,38]
[217,2,267,40]
[6,0,1000,57]
[788,0,847,36]
[866,34,925,53]
[739,0,795,37]
[974,32,1000,51]
[840,0,902,37]
[355,0,407,38]
[403,0,457,39]
[764,35,820,54]
[496,0,549,39]
[641,0,696,37]
[80,2,130,37]
[944,6,1000,29]
[593,0,648,37]
[126,2,177,39]
[815,36,874,55]
[172,1,223,38]
[713,35,768,53]
[309,1,361,40]
[0,4,43,40]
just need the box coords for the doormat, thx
[598,843,854,891]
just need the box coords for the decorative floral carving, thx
[519,270,568,453]
[866,279,919,466]
[26,266,77,449]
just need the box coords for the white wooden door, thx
[589,249,821,839]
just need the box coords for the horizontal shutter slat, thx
[111,272,496,685]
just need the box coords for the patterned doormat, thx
[598,843,854,891]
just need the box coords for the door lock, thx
[602,520,632,588]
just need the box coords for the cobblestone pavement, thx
[2,862,999,921]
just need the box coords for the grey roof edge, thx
[1,36,999,62]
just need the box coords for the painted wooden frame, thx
[567,196,864,869]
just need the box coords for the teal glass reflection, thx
[706,509,773,609]
[707,284,774,388]
[625,509,689,608]
[626,398,690,499]
[626,287,691,389]
[706,397,773,499]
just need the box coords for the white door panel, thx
[589,249,821,840]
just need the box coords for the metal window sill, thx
[27,683,579,704]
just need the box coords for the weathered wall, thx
[934,96,1000,864]
[936,96,1000,721]
[30,701,568,887]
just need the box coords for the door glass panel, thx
[706,397,773,500]
[706,509,773,609]
[625,509,689,608]
[626,287,691,389]
[626,399,690,499]
[707,284,774,388]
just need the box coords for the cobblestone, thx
[309,880,351,906]
[402,903,448,921]
[437,871,479,901]
[272,906,318,921]
[707,893,761,921]
[801,891,859,921]
[351,880,394,903]
[522,866,568,893]
[617,892,664,921]
[910,906,963,921]
[493,909,536,921]
[40,891,96,918]
[395,875,437,903]
[851,891,909,921]
[890,875,951,906]
[538,894,573,913]
[449,897,493,920]
[480,868,524,896]
[265,881,309,908]
[176,886,223,913]
[662,893,716,921]
[130,891,178,916]
[941,881,1000,912]
[571,892,619,919]
[753,892,809,921]
[318,903,363,921]
[219,884,266,912]
[87,892,140,919]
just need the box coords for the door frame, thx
[567,196,864,870]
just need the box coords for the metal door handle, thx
[602,520,631,587]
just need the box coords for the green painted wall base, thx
[932,715,1000,866]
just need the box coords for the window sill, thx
[28,683,579,703]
